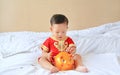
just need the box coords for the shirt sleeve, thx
[67,37,76,47]
[41,38,50,52]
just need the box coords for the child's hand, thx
[66,46,76,54]
[47,52,53,61]
[42,51,52,61]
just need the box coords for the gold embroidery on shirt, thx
[41,45,49,52]
[54,41,68,51]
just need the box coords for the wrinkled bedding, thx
[0,21,120,75]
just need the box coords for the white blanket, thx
[0,21,120,75]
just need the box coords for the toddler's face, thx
[50,23,68,40]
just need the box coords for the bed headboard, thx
[0,0,120,32]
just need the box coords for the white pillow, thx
[0,32,50,58]
[77,21,120,36]
[76,36,120,56]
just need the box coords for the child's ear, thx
[67,26,68,29]
[50,27,52,31]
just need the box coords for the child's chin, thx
[58,38,63,40]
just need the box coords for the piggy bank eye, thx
[62,59,64,62]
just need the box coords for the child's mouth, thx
[58,37,62,38]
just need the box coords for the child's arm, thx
[66,37,76,54]
[42,51,52,61]
[66,46,76,54]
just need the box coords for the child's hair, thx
[50,14,69,26]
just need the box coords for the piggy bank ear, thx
[54,52,74,71]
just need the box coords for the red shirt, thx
[41,36,76,57]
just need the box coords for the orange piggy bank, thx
[54,52,75,71]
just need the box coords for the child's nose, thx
[58,33,62,36]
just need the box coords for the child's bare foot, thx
[50,66,59,73]
[75,66,88,73]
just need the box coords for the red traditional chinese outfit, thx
[40,36,76,63]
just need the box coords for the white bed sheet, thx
[0,21,120,75]
[0,52,120,75]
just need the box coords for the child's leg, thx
[38,55,59,73]
[73,54,88,72]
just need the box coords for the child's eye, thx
[56,32,59,33]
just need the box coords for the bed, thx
[0,21,120,75]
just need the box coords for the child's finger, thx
[69,48,76,54]
[66,47,70,52]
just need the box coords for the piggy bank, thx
[54,52,74,71]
